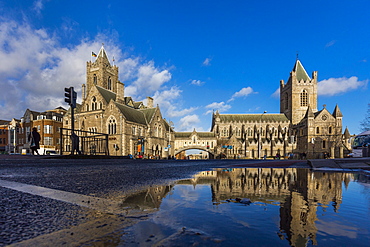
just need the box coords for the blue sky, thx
[0,0,369,134]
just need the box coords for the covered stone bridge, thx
[174,130,217,159]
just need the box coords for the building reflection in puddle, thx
[120,168,370,246]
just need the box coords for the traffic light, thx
[72,90,77,108]
[64,87,77,108]
[64,87,72,105]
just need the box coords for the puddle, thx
[116,168,370,246]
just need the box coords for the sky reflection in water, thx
[121,168,370,246]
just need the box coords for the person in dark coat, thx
[28,127,40,155]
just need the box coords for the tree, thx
[360,103,370,132]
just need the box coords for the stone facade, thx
[64,49,349,159]
[63,46,174,158]
[174,130,217,158]
[281,60,350,158]
[211,112,292,159]
[211,59,350,159]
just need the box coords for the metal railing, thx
[60,128,109,155]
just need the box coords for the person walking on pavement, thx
[28,127,40,155]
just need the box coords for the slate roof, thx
[115,102,148,125]
[96,86,116,103]
[97,46,110,63]
[332,104,343,117]
[292,59,311,81]
[0,120,10,125]
[344,127,351,139]
[304,105,315,118]
[134,102,143,108]
[139,108,157,123]
[217,114,289,123]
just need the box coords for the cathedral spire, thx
[96,45,111,65]
[344,126,350,139]
[304,105,315,118]
[332,104,343,118]
[292,59,310,82]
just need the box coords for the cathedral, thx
[211,59,351,159]
[63,46,174,158]
[63,45,350,159]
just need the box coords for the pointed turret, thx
[292,59,311,82]
[343,127,350,139]
[332,104,343,118]
[96,45,111,65]
[304,105,314,118]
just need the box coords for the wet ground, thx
[0,156,369,246]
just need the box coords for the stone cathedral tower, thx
[83,46,125,104]
[63,45,174,157]
[280,59,318,125]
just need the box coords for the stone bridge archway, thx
[174,146,215,159]
[174,129,217,159]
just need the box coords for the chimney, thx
[147,97,154,108]
[116,81,125,104]
[82,84,86,100]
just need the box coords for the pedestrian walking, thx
[28,127,40,155]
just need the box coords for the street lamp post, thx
[258,111,267,159]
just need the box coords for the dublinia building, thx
[63,46,174,158]
[211,59,351,159]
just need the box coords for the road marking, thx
[0,179,124,215]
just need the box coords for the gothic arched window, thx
[107,116,117,135]
[93,74,97,85]
[107,76,112,90]
[300,90,308,107]
[91,96,97,111]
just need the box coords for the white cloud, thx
[0,18,135,119]
[325,40,336,48]
[205,102,231,115]
[0,17,211,133]
[32,0,46,15]
[177,114,201,131]
[318,76,368,96]
[125,61,172,99]
[190,79,205,86]
[202,57,212,66]
[228,87,255,102]
[152,87,197,118]
[271,87,280,98]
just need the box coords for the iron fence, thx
[60,128,109,155]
